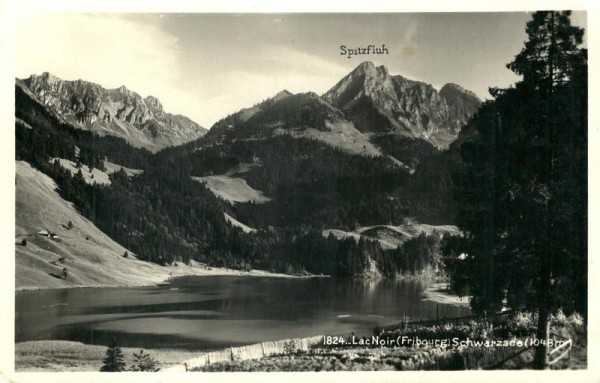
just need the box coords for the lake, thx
[15,276,470,350]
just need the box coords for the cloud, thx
[15,14,351,128]
[193,45,348,127]
[269,46,348,78]
[16,13,199,122]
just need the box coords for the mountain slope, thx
[192,175,271,205]
[323,223,459,250]
[204,91,393,160]
[15,161,290,289]
[322,62,481,149]
[49,158,143,186]
[14,63,473,280]
[205,90,294,143]
[15,161,171,289]
[17,73,207,151]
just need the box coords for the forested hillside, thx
[15,59,488,279]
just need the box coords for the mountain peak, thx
[145,95,164,112]
[272,90,293,102]
[356,61,375,70]
[440,83,481,102]
[19,73,206,151]
[323,64,481,148]
[28,72,61,87]
[351,61,390,76]
[40,71,57,80]
[441,83,462,91]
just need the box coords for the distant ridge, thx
[17,73,207,151]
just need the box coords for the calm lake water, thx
[16,276,470,350]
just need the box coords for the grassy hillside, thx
[192,175,271,204]
[48,158,144,186]
[15,161,171,289]
[324,223,459,250]
[15,78,461,278]
[15,161,294,289]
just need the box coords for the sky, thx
[16,12,587,129]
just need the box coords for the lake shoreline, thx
[16,262,322,292]
[420,282,470,307]
[15,262,453,294]
[14,278,472,371]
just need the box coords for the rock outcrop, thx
[18,73,207,151]
[322,62,481,149]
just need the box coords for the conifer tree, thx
[130,349,160,372]
[100,337,127,372]
[506,11,586,369]
[450,11,586,369]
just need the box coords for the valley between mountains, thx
[15,61,481,289]
[12,11,588,373]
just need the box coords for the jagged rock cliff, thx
[323,62,481,149]
[18,73,207,151]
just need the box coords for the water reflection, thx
[16,276,469,350]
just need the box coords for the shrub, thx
[284,339,300,354]
[567,312,585,333]
[550,310,585,338]
[130,349,160,372]
[467,320,494,341]
[552,309,568,326]
[509,311,535,332]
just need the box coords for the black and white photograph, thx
[2,1,597,381]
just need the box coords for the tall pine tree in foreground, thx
[100,337,127,372]
[447,11,586,369]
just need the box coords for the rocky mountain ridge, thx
[14,63,483,282]
[322,61,481,149]
[18,72,207,151]
[207,62,481,152]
